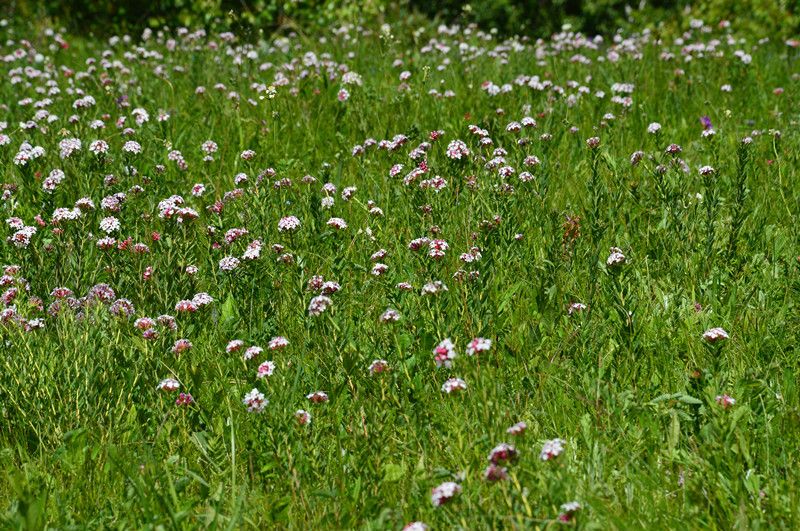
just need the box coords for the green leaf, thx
[220,292,238,325]
[382,462,405,483]
[677,394,702,405]
[667,410,680,451]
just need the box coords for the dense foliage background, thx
[3,0,799,38]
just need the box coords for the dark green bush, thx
[687,0,799,39]
[408,0,797,39]
[407,0,681,37]
[2,0,797,38]
[2,0,387,36]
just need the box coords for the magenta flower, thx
[175,393,194,406]
[703,327,729,343]
[431,481,461,507]
[433,339,457,368]
[716,394,736,409]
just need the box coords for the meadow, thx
[0,16,799,530]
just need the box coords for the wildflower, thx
[540,438,566,461]
[75,198,95,211]
[341,186,357,201]
[568,302,587,315]
[158,315,177,330]
[326,217,348,230]
[320,281,340,295]
[466,337,492,356]
[586,136,600,149]
[122,140,142,154]
[483,464,509,482]
[665,143,682,155]
[606,247,626,267]
[2,288,18,305]
[371,263,388,276]
[409,237,431,251]
[703,327,729,343]
[306,276,325,292]
[157,378,180,392]
[224,228,248,245]
[278,216,301,232]
[421,280,448,295]
[243,346,263,361]
[6,218,24,230]
[99,216,120,233]
[699,165,715,176]
[109,298,135,317]
[201,140,218,154]
[192,293,213,308]
[24,319,45,332]
[431,481,461,507]
[647,122,662,134]
[240,239,263,261]
[368,359,390,374]
[89,140,109,155]
[226,339,245,353]
[380,308,401,323]
[433,338,457,368]
[308,295,332,316]
[175,299,197,313]
[558,501,582,522]
[88,284,116,303]
[716,394,736,409]
[59,138,81,158]
[172,339,193,355]
[445,139,470,160]
[402,523,428,531]
[264,337,288,352]
[135,317,156,330]
[175,393,194,406]
[295,409,311,425]
[442,377,467,393]
[342,72,362,85]
[307,391,329,403]
[428,239,449,260]
[243,388,267,412]
[219,256,240,271]
[488,443,518,464]
[256,361,275,378]
[1,306,18,323]
[506,421,527,436]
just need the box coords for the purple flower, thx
[700,116,713,130]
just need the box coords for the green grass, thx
[0,19,799,530]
